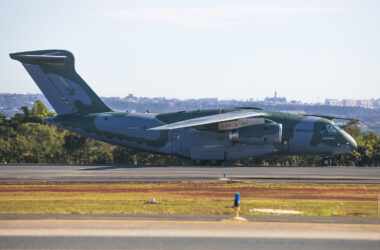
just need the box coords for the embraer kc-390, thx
[10,50,357,163]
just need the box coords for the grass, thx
[0,182,379,217]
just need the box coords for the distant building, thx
[342,99,357,107]
[357,99,374,109]
[264,91,287,105]
[325,98,375,109]
[325,99,341,106]
[124,93,138,103]
[374,99,380,109]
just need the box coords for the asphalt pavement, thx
[1,165,380,183]
[0,220,379,250]
[1,236,378,250]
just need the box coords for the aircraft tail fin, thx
[10,50,112,115]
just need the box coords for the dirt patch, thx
[250,208,303,215]
[1,182,379,201]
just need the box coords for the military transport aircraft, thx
[10,50,358,163]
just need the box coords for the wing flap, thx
[150,110,266,130]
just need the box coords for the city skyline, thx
[1,91,379,107]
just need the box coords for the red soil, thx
[1,183,379,201]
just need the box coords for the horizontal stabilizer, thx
[10,54,67,64]
[10,50,111,115]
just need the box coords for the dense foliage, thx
[0,101,182,165]
[0,101,379,166]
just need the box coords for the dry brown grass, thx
[0,181,379,217]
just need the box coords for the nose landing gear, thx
[320,156,336,167]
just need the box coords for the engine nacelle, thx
[228,120,282,145]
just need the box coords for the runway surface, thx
[1,165,380,183]
[2,236,378,250]
[0,220,379,250]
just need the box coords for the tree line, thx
[0,101,379,166]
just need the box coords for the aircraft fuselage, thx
[48,109,356,161]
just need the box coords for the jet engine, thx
[227,119,282,145]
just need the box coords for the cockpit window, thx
[327,124,338,134]
[321,124,338,137]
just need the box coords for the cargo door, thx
[169,130,182,154]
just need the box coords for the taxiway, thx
[0,165,380,183]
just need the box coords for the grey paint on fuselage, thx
[290,116,318,154]
[95,113,163,141]
[46,109,356,161]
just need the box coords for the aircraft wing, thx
[149,110,266,130]
[305,114,359,122]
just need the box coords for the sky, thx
[0,0,379,102]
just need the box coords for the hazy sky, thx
[1,0,379,102]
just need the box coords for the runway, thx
[1,165,380,183]
[2,236,378,250]
[0,220,379,250]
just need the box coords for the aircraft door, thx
[289,119,314,153]
[169,130,182,154]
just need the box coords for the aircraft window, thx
[326,124,338,134]
[321,124,338,136]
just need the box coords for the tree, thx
[31,100,53,118]
[343,121,361,139]
[112,146,134,165]
[63,134,86,163]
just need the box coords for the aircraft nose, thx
[349,136,358,151]
[341,129,358,151]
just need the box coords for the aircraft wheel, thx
[192,160,209,166]
[321,157,333,167]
